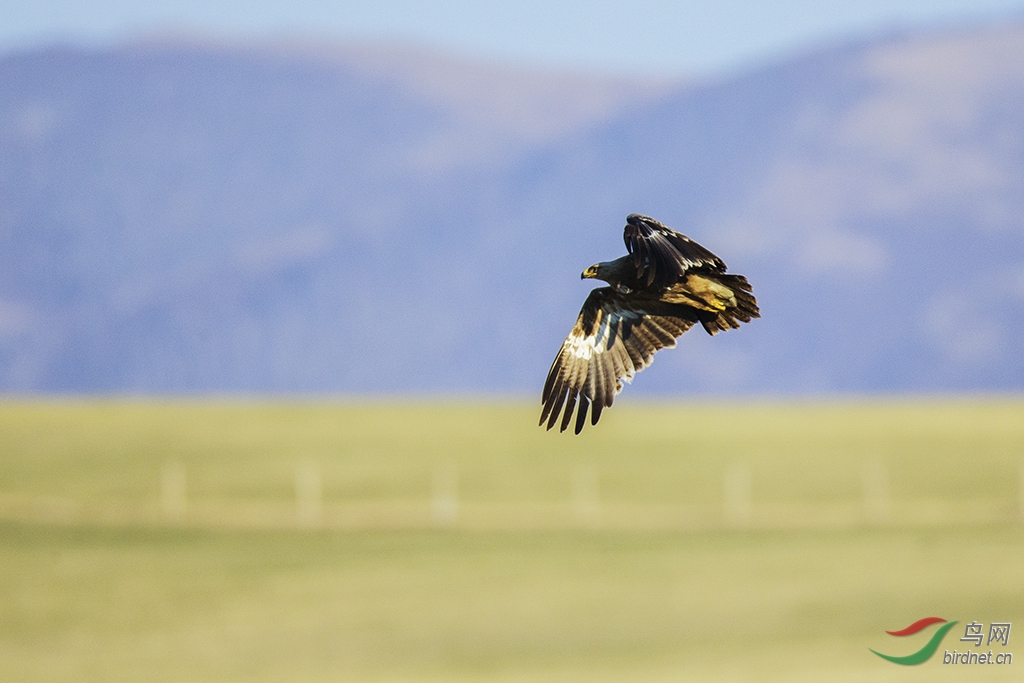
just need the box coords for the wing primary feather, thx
[541,355,561,405]
[610,339,629,381]
[591,355,604,408]
[622,336,646,369]
[603,377,614,413]
[597,353,614,412]
[539,381,555,423]
[574,395,590,435]
[545,380,568,430]
[560,388,579,433]
[539,373,561,425]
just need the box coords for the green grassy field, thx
[1,398,1023,681]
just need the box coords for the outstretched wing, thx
[624,213,726,288]
[540,288,699,434]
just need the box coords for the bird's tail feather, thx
[699,274,760,335]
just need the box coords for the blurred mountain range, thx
[1,21,1023,394]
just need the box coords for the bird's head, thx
[581,264,600,280]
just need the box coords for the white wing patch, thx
[565,308,641,360]
[567,332,598,360]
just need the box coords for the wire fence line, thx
[1,459,1022,531]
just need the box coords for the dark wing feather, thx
[624,213,726,288]
[540,288,699,434]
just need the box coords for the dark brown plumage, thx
[540,214,759,434]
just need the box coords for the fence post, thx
[863,460,889,524]
[431,463,458,526]
[295,462,322,527]
[572,463,600,525]
[161,461,186,519]
[724,463,751,527]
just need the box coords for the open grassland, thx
[1,398,1023,681]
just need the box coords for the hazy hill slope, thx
[1,23,1024,394]
[488,21,1024,393]
[0,43,664,391]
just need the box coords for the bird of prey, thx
[540,214,759,434]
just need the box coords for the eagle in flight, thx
[540,214,759,434]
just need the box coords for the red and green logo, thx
[871,617,958,665]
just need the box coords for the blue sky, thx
[2,1,1023,75]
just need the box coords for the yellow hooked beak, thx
[581,265,599,280]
